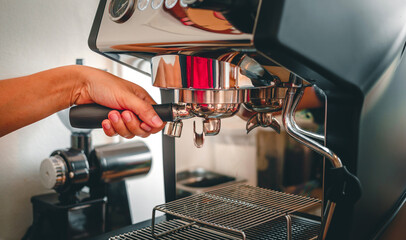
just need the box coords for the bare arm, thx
[0,65,164,137]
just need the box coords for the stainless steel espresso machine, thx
[69,0,406,239]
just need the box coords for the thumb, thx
[123,95,164,128]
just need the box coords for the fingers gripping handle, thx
[69,103,174,129]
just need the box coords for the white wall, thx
[0,1,111,239]
[176,117,258,186]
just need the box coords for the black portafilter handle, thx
[69,103,174,129]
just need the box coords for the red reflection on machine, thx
[164,3,241,34]
[187,56,214,89]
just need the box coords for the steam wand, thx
[282,74,361,240]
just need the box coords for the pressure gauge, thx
[165,0,178,9]
[138,0,149,10]
[109,0,135,23]
[151,0,164,9]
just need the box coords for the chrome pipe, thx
[290,88,325,142]
[282,87,342,169]
[285,215,292,240]
[282,86,343,240]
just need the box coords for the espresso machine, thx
[69,0,406,239]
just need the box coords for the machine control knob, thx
[39,155,67,190]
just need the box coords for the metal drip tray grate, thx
[152,184,321,239]
[110,218,320,240]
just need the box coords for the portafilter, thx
[69,54,287,147]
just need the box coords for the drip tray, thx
[155,184,321,239]
[176,169,246,198]
[109,217,320,240]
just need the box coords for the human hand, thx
[69,65,165,138]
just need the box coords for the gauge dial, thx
[165,0,178,9]
[151,0,164,9]
[138,0,149,10]
[109,0,135,23]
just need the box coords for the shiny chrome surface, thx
[190,103,240,118]
[164,121,183,137]
[281,77,343,240]
[93,141,152,182]
[290,85,325,142]
[246,112,280,134]
[202,118,221,136]
[192,121,204,148]
[286,215,292,240]
[152,55,276,90]
[171,103,194,121]
[187,103,237,147]
[163,101,241,146]
[244,87,286,113]
[110,217,320,240]
[163,101,239,134]
[282,86,342,169]
[176,89,247,104]
[151,184,321,239]
[96,2,254,52]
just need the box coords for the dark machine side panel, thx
[254,0,406,91]
[354,51,406,240]
[254,0,406,239]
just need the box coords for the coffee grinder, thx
[25,112,152,240]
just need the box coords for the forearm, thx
[0,65,164,138]
[0,66,83,137]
